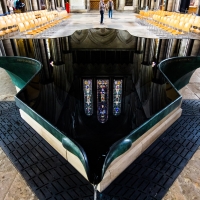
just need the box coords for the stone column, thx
[0,0,8,14]
[118,0,125,10]
[23,0,32,11]
[45,0,50,10]
[173,0,181,12]
[197,0,200,15]
[31,0,38,10]
[38,0,41,10]
[51,0,56,9]
[57,0,61,7]
[150,0,155,10]
[61,0,65,8]
[2,40,14,56]
[167,0,173,11]
[140,0,145,8]
[87,0,90,10]
[154,0,160,10]
[133,0,139,13]
[190,40,200,56]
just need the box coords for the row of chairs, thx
[0,10,69,38]
[148,15,192,35]
[136,9,200,36]
[137,10,173,20]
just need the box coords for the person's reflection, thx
[49,58,54,81]
[151,58,157,79]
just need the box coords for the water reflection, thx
[16,29,179,183]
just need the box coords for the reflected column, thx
[178,39,190,57]
[142,38,156,65]
[32,39,50,80]
[169,39,179,57]
[2,40,14,56]
[190,40,200,56]
[0,41,6,56]
[157,39,168,63]
[49,38,62,64]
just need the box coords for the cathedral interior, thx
[0,0,200,199]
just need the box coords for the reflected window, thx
[83,79,93,116]
[113,79,122,116]
[97,79,109,123]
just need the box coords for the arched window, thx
[97,79,109,123]
[113,79,122,116]
[83,79,93,116]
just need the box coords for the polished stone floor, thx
[8,11,200,39]
[0,66,200,199]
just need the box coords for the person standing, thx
[107,0,114,19]
[99,0,106,24]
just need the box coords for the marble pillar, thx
[2,40,14,56]
[87,0,90,10]
[38,0,41,10]
[174,0,181,12]
[51,0,56,10]
[24,0,33,11]
[61,0,65,8]
[150,0,155,10]
[154,0,160,10]
[0,0,8,14]
[197,0,200,15]
[133,0,139,12]
[31,0,38,10]
[45,0,50,10]
[57,0,61,7]
[118,0,125,10]
[140,0,145,8]
[190,40,200,56]
[167,0,173,11]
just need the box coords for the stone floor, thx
[7,11,200,40]
[0,65,200,199]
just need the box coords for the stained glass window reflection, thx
[83,79,93,116]
[97,79,109,123]
[113,79,122,116]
